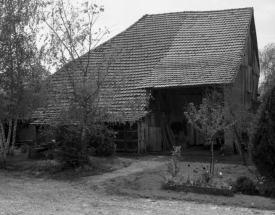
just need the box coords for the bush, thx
[251,86,275,180]
[258,181,275,198]
[54,126,93,167]
[45,123,116,168]
[166,146,181,178]
[232,176,259,195]
[201,172,213,184]
[88,124,116,156]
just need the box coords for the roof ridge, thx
[146,7,253,16]
[93,8,253,53]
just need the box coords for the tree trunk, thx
[6,119,12,155]
[0,121,7,169]
[209,136,215,175]
[211,140,214,175]
[0,127,4,168]
[10,119,18,155]
[81,109,89,151]
[81,123,87,150]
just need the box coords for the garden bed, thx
[105,156,275,211]
[162,183,234,197]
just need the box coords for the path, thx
[81,159,165,183]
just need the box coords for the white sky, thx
[98,0,275,50]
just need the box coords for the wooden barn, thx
[31,8,260,154]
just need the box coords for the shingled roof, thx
[33,7,256,124]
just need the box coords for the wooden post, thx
[144,115,149,152]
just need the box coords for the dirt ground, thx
[0,152,275,214]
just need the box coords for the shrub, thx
[258,181,275,198]
[54,126,93,167]
[201,171,213,184]
[46,123,116,167]
[232,176,259,195]
[88,124,116,156]
[166,146,181,178]
[251,86,275,180]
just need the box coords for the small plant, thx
[165,146,182,185]
[232,176,259,195]
[201,171,213,184]
[166,146,181,178]
[224,178,234,188]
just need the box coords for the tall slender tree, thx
[0,0,47,167]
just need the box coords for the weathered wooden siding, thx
[224,23,260,153]
[113,123,138,152]
[137,120,146,152]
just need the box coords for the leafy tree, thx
[251,86,275,180]
[258,43,275,99]
[184,90,234,174]
[0,0,48,167]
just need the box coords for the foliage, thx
[258,181,275,198]
[166,146,181,179]
[54,125,94,167]
[38,0,107,70]
[0,0,48,166]
[183,173,213,187]
[35,0,123,166]
[251,86,275,180]
[232,176,259,195]
[258,43,275,99]
[184,91,233,140]
[201,171,213,184]
[0,0,46,119]
[88,124,116,156]
[40,122,117,167]
[225,85,257,142]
